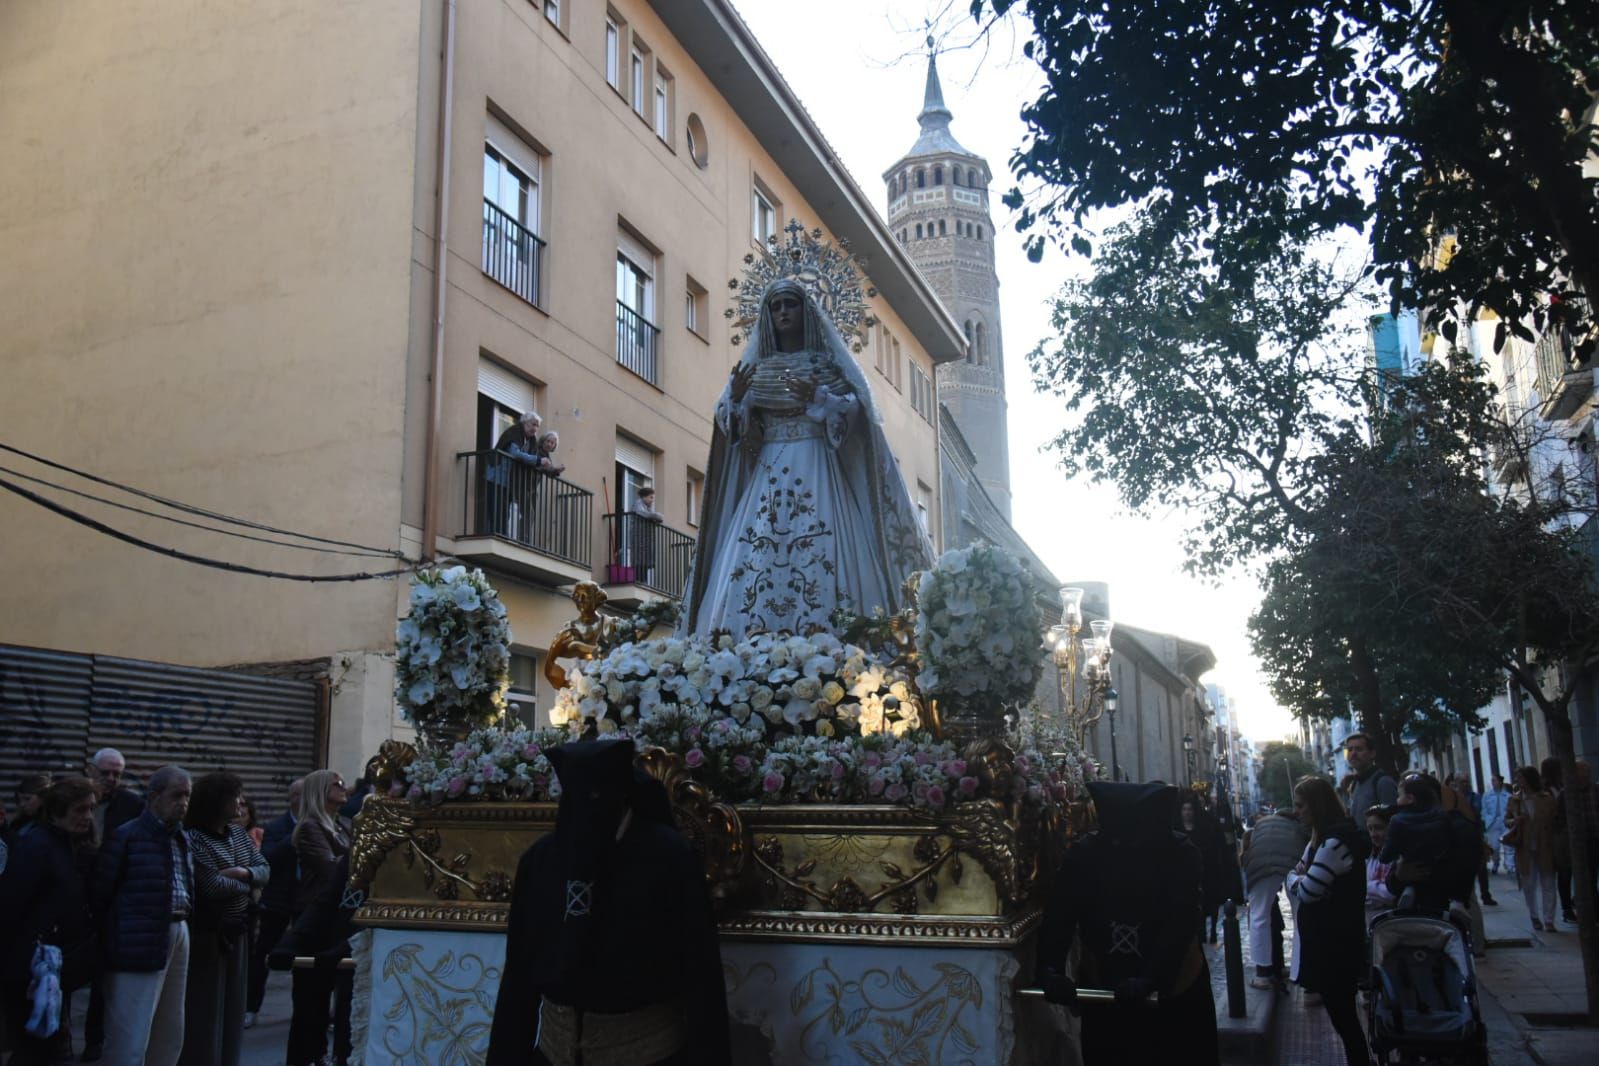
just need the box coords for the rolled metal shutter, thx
[478,356,538,416]
[89,656,321,805]
[0,644,94,785]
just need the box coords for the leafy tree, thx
[1255,740,1324,811]
[975,0,1599,344]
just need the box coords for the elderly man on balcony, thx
[488,411,543,542]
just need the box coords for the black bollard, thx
[1223,899,1246,1018]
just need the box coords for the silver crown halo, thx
[726,219,877,353]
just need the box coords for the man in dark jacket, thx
[82,748,146,1059]
[93,765,193,1066]
[1035,782,1218,1065]
[247,777,303,1024]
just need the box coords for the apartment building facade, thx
[0,0,963,778]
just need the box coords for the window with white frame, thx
[507,650,541,727]
[630,39,650,119]
[752,182,778,245]
[482,116,544,306]
[654,65,673,144]
[616,227,659,382]
[605,14,622,90]
[543,1,560,27]
[685,276,708,338]
[892,336,903,391]
[686,468,705,526]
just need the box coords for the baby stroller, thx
[1366,907,1487,1065]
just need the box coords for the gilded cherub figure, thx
[544,581,614,691]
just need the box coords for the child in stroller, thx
[1366,900,1487,1065]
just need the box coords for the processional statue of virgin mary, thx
[679,223,933,638]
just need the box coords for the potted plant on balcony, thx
[395,565,512,750]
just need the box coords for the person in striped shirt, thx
[1287,776,1372,1066]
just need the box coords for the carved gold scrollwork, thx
[749,832,962,914]
[944,800,1024,906]
[636,746,747,902]
[348,797,515,905]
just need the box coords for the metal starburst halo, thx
[726,219,877,352]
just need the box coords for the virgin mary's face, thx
[767,291,804,347]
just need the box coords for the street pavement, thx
[1262,868,1597,1066]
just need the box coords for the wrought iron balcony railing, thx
[615,300,660,385]
[458,450,592,567]
[602,513,694,598]
[482,199,545,307]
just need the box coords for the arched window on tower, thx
[915,222,923,239]
[915,169,926,189]
[968,167,979,186]
[933,166,943,186]
[938,219,947,236]
[952,169,963,186]
[975,323,987,365]
[963,321,975,359]
[976,225,984,240]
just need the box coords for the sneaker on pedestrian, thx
[1533,918,1545,931]
[1482,895,1498,905]
[1249,976,1274,990]
[1563,911,1577,923]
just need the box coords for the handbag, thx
[1499,822,1523,849]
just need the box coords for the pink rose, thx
[763,770,785,794]
[947,759,966,777]
[914,752,933,766]
[959,776,979,796]
[685,748,705,769]
[864,753,883,769]
[522,744,540,760]
[733,754,753,774]
[868,775,887,796]
[885,782,908,802]
[926,785,946,808]
[830,761,846,780]
[446,776,466,797]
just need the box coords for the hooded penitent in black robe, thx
[486,741,731,1066]
[1035,782,1220,1066]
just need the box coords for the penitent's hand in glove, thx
[1114,976,1157,1007]
[1038,973,1079,1008]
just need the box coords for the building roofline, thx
[650,0,967,366]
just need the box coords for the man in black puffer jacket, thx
[92,766,193,1066]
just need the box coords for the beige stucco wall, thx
[0,0,423,666]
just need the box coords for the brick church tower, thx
[883,50,1012,520]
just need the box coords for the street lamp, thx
[1183,733,1196,784]
[1104,686,1120,781]
[1045,587,1115,749]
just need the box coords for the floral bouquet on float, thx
[394,566,512,749]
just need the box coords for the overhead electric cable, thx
[0,462,400,559]
[0,440,407,559]
[0,475,418,583]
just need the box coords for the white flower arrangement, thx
[550,632,923,741]
[913,545,1041,714]
[394,566,512,742]
[405,725,568,802]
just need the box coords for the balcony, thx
[616,300,660,386]
[454,451,593,587]
[482,199,544,307]
[1534,325,1592,422]
[601,513,695,607]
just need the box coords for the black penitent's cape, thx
[1037,782,1219,1066]
[485,741,730,1066]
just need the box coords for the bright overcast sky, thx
[736,0,1298,742]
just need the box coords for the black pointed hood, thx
[1087,781,1180,845]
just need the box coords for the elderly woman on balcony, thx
[486,410,542,540]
